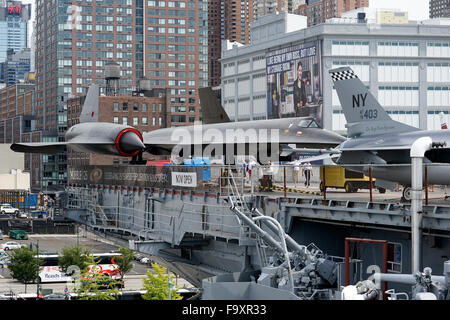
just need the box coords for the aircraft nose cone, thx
[119,131,145,154]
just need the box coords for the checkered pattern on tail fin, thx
[330,69,358,83]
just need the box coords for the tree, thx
[8,246,42,293]
[114,247,134,283]
[142,263,182,300]
[74,255,121,300]
[58,245,92,276]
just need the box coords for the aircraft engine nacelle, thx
[64,123,145,157]
[114,127,144,157]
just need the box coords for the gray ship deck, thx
[64,164,450,297]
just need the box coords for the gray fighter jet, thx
[326,66,450,199]
[10,86,345,164]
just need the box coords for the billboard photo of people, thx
[266,41,323,126]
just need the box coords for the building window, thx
[122,117,128,125]
[133,117,139,125]
[152,103,156,112]
[113,116,119,124]
[142,103,147,111]
[142,117,148,125]
[158,117,162,126]
[171,115,186,123]
[158,103,162,112]
[152,117,156,125]
[122,102,128,111]
[133,102,139,111]
[113,102,119,111]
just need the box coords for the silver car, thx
[1,242,22,251]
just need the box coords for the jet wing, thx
[10,142,68,154]
[293,153,340,163]
[11,141,119,154]
[340,145,412,151]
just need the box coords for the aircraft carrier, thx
[63,162,450,300]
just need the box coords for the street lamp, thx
[252,216,294,294]
[36,240,40,300]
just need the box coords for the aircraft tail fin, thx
[79,84,99,123]
[199,87,230,124]
[329,67,418,137]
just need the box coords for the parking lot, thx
[0,233,194,294]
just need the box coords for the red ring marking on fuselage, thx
[115,128,143,157]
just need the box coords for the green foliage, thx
[114,247,134,280]
[8,246,43,293]
[74,255,121,300]
[58,245,92,275]
[142,263,182,300]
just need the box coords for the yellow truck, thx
[319,166,386,193]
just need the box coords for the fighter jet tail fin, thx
[79,84,99,123]
[199,87,230,124]
[330,67,419,138]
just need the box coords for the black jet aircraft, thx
[10,85,346,164]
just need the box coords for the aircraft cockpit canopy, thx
[297,119,319,128]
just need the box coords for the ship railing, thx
[67,162,450,205]
[328,255,363,290]
[66,186,244,245]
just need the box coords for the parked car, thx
[0,204,19,215]
[0,256,11,267]
[1,242,23,251]
[17,212,27,219]
[139,257,150,264]
[134,254,144,261]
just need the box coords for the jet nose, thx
[118,131,146,154]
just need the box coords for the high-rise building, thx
[0,1,31,63]
[35,0,209,189]
[430,0,449,18]
[1,48,31,86]
[294,0,369,26]
[255,0,304,18]
[209,0,254,88]
[35,0,140,189]
[144,0,208,126]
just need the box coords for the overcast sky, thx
[370,0,430,21]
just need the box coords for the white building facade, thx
[221,13,450,132]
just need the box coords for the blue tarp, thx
[183,157,211,182]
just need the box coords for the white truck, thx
[0,204,19,215]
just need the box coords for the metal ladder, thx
[227,170,269,267]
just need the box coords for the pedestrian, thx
[241,158,248,181]
[302,161,313,187]
[248,158,257,181]
[291,157,302,187]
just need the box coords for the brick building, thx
[67,88,170,166]
[209,0,254,87]
[294,0,369,26]
[0,82,42,190]
[430,0,450,18]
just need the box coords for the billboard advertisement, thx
[266,41,323,126]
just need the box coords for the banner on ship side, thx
[68,165,202,189]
